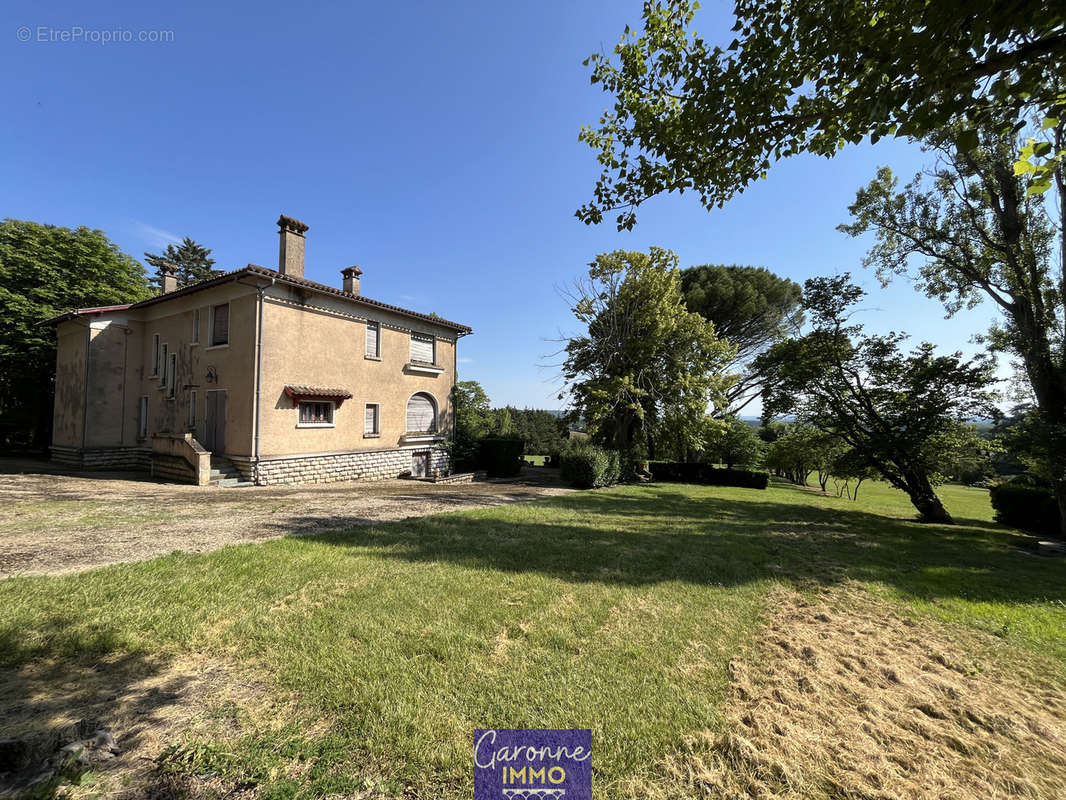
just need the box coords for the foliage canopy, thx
[561,248,734,456]
[578,0,1066,229]
[757,275,998,523]
[0,219,152,444]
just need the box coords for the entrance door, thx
[412,451,429,478]
[204,391,227,452]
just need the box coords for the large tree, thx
[757,275,998,523]
[578,0,1066,229]
[703,415,764,468]
[561,248,734,458]
[681,264,803,412]
[840,120,1066,534]
[144,236,216,289]
[0,219,152,447]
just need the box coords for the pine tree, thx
[144,237,216,289]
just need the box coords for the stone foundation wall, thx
[150,453,197,484]
[251,447,449,485]
[50,445,151,471]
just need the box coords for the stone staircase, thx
[209,456,253,488]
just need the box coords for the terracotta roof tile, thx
[283,385,353,399]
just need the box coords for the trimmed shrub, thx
[560,444,621,489]
[479,437,525,478]
[649,462,769,489]
[989,480,1061,535]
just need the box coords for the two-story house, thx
[44,215,472,485]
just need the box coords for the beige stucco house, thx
[44,215,472,485]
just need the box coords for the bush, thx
[649,462,769,489]
[479,437,525,478]
[989,480,1061,536]
[560,444,621,489]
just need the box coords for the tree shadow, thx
[297,484,1065,607]
[0,616,205,798]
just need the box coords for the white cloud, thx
[457,357,474,364]
[132,221,181,249]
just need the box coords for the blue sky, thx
[2,0,1003,410]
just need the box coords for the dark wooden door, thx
[205,391,227,452]
[412,451,429,478]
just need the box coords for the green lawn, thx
[1,480,1063,798]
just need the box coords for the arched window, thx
[406,392,437,433]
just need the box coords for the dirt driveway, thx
[0,457,572,579]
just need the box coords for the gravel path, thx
[0,457,572,579]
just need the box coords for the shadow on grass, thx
[0,621,196,798]
[299,483,1065,607]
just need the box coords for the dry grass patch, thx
[0,654,275,799]
[631,584,1066,800]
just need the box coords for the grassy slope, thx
[0,480,1063,798]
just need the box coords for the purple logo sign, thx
[474,729,592,800]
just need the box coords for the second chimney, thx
[341,265,362,295]
[277,214,309,278]
[160,261,179,294]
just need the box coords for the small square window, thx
[211,303,229,346]
[298,401,334,426]
[410,332,434,364]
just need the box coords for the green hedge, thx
[989,482,1061,535]
[479,437,525,478]
[560,444,621,489]
[649,462,769,489]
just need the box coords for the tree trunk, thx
[1053,476,1066,539]
[904,472,953,523]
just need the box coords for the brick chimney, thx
[341,265,362,295]
[160,261,179,294]
[277,214,309,278]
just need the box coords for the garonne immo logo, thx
[474,729,591,800]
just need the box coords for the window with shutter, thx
[364,403,380,435]
[160,344,168,387]
[410,333,434,364]
[406,393,436,432]
[138,396,148,439]
[151,334,160,375]
[167,354,177,399]
[188,391,197,428]
[192,309,200,343]
[366,321,380,358]
[211,303,229,346]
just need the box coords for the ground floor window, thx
[138,396,148,439]
[298,400,335,427]
[364,403,380,435]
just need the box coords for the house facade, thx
[45,215,472,485]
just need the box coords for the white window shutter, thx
[406,394,435,432]
[364,404,378,434]
[366,322,379,357]
[410,333,434,364]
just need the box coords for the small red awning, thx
[283,385,353,408]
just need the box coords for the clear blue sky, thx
[2,0,1003,411]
